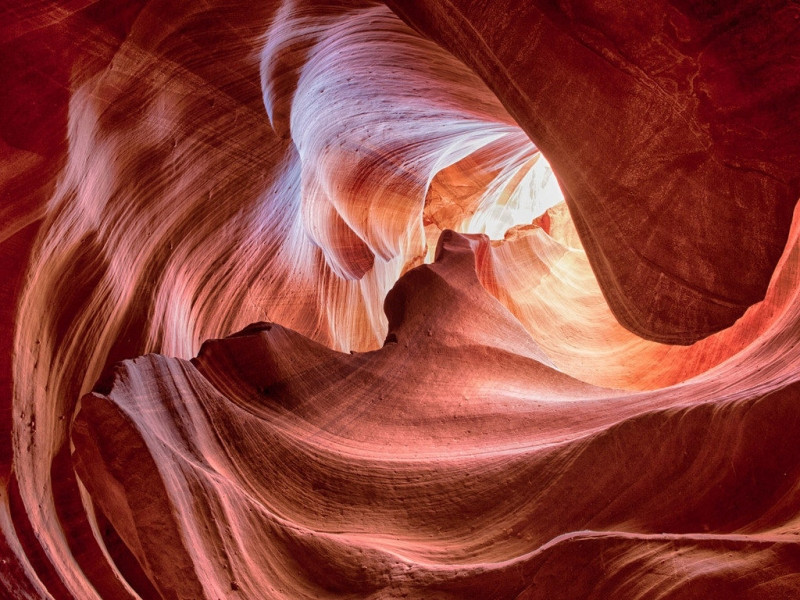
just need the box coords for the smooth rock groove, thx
[2,0,800,598]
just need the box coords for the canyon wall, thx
[2,1,800,598]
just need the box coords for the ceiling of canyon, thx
[2,0,800,598]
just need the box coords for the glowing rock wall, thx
[2,0,800,598]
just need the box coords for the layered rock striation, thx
[2,0,800,598]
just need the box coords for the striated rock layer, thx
[388,0,800,344]
[72,232,800,599]
[2,0,800,598]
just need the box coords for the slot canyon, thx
[3,0,800,598]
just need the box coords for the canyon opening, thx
[3,1,800,599]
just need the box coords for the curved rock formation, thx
[70,232,800,599]
[2,0,800,598]
[388,0,800,344]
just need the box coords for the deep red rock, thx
[2,1,800,598]
[387,0,800,343]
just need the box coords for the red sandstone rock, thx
[2,0,800,598]
[387,0,800,344]
[71,233,800,598]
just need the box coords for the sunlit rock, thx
[2,0,800,598]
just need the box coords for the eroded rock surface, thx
[2,0,800,598]
[72,234,800,599]
[388,0,800,343]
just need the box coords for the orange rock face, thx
[2,1,800,598]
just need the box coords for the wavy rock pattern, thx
[2,0,800,598]
[388,0,800,343]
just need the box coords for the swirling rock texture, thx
[3,0,800,598]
